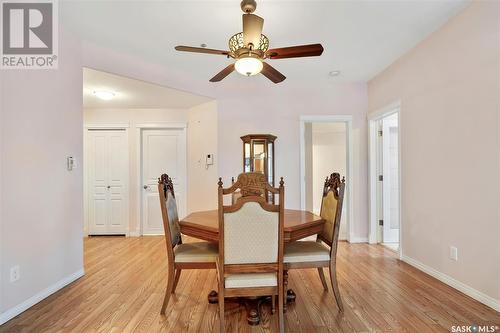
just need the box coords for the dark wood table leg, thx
[244,298,261,325]
[283,270,289,312]
[286,289,296,303]
[207,291,273,326]
[208,290,218,304]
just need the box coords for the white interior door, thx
[382,114,400,243]
[141,128,186,235]
[87,130,129,235]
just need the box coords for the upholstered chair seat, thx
[174,242,218,263]
[225,273,277,288]
[284,241,330,263]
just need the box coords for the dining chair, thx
[158,174,218,314]
[217,172,285,333]
[283,172,346,311]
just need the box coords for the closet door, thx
[87,130,129,235]
[106,131,128,234]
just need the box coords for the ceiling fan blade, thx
[175,45,230,56]
[242,14,264,49]
[266,44,324,59]
[261,62,286,84]
[209,64,235,82]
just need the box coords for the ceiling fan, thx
[174,0,324,84]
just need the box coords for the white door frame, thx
[299,115,354,243]
[83,123,130,236]
[134,122,187,236]
[368,101,402,258]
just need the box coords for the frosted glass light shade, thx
[235,56,263,76]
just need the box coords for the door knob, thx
[143,185,149,190]
[107,185,111,189]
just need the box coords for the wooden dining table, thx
[179,208,325,325]
[180,208,324,243]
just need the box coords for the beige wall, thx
[83,104,218,234]
[368,1,500,306]
[187,101,219,213]
[1,29,84,321]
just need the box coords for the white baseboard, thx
[348,236,368,243]
[401,255,500,312]
[129,230,141,237]
[368,234,377,244]
[0,268,85,325]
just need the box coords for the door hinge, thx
[378,130,383,137]
[379,219,384,226]
[378,175,383,181]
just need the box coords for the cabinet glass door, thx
[244,143,251,172]
[267,142,273,185]
[252,140,266,173]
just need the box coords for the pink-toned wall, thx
[0,28,84,319]
[368,2,500,306]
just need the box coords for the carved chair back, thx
[229,172,274,204]
[231,177,242,204]
[317,173,346,250]
[218,173,285,274]
[158,174,182,263]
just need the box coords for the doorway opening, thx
[369,104,401,254]
[300,116,353,242]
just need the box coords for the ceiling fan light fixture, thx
[235,56,263,76]
[174,0,323,84]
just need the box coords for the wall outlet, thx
[449,246,458,261]
[10,265,20,282]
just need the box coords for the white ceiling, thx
[83,67,211,109]
[63,1,469,83]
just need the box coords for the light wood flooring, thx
[1,236,498,332]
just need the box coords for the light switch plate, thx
[67,156,75,171]
[450,246,458,261]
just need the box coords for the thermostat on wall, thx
[67,156,76,171]
[206,154,214,168]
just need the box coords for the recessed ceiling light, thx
[329,70,341,77]
[93,90,115,100]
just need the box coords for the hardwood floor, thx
[1,237,498,332]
